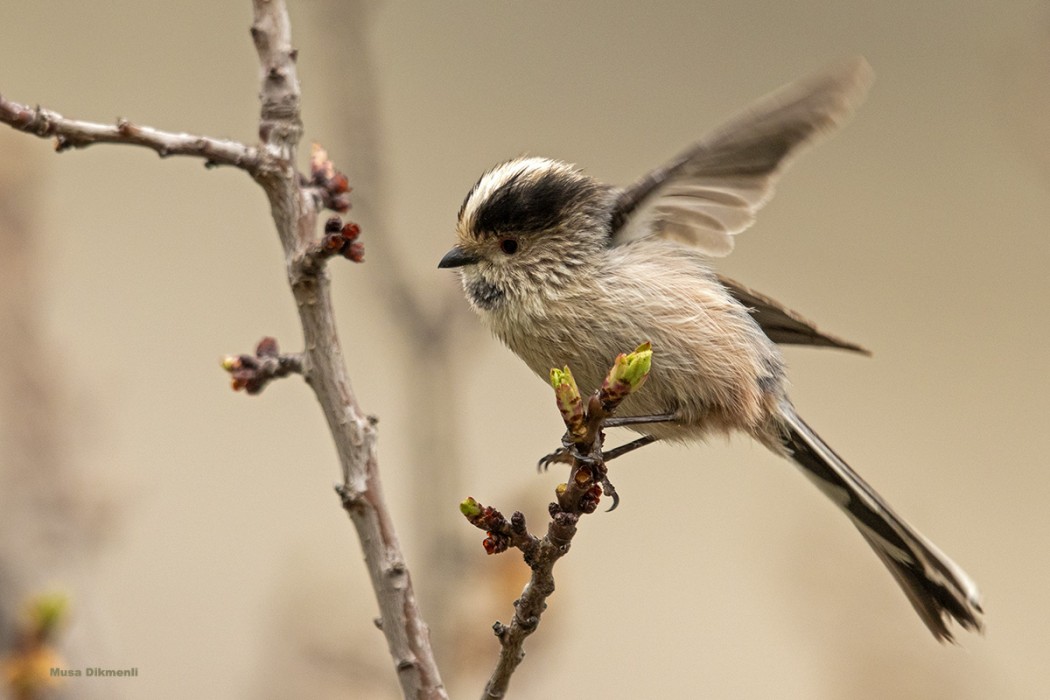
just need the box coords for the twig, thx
[0,95,262,170]
[463,343,653,698]
[0,2,446,697]
[221,337,303,395]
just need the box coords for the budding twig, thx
[306,143,353,212]
[221,337,303,395]
[302,216,365,271]
[464,342,653,699]
[1,592,70,699]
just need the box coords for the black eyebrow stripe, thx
[468,167,601,238]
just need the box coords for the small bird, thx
[438,58,983,641]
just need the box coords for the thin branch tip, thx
[300,215,365,272]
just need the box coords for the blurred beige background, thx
[1,0,1048,698]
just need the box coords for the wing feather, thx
[719,275,870,354]
[610,57,874,255]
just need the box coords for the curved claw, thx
[601,476,620,512]
[537,447,571,473]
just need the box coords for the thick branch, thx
[248,2,446,697]
[0,95,261,170]
[2,1,447,697]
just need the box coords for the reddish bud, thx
[579,484,602,514]
[256,337,279,357]
[344,242,365,263]
[323,234,345,252]
[483,533,508,555]
[329,194,351,213]
[341,222,361,241]
[330,172,350,194]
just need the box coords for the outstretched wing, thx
[719,275,870,354]
[610,58,873,256]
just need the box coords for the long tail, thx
[776,404,984,641]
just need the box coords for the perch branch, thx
[463,343,653,698]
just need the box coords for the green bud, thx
[549,366,579,393]
[28,592,68,636]
[602,341,653,403]
[550,366,585,436]
[459,497,482,518]
[620,341,652,391]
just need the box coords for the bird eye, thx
[499,238,519,255]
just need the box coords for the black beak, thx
[437,246,479,269]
